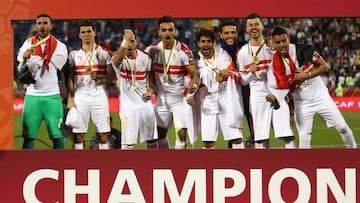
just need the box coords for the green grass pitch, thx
[13,112,360,149]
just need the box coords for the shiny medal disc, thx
[214,68,222,81]
[131,82,137,89]
[253,56,259,64]
[215,73,223,82]
[163,74,168,83]
[29,47,35,54]
[86,66,92,74]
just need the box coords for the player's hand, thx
[249,63,261,80]
[186,95,195,106]
[89,71,97,80]
[249,63,257,75]
[123,29,135,42]
[23,49,32,61]
[220,69,229,78]
[265,94,276,103]
[294,70,308,82]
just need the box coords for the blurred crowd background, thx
[13,17,360,99]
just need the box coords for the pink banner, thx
[333,97,360,112]
[0,150,359,202]
[13,97,360,114]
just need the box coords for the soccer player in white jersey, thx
[17,14,68,149]
[67,20,116,150]
[111,29,158,149]
[145,16,199,149]
[195,28,244,149]
[237,13,296,149]
[219,20,255,149]
[270,27,357,148]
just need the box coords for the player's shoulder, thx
[97,44,112,55]
[137,49,152,60]
[236,43,248,56]
[147,41,161,48]
[68,47,82,54]
[22,36,36,46]
[55,37,67,46]
[239,43,248,51]
[178,41,192,55]
[144,41,161,53]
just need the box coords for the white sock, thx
[255,142,266,149]
[121,144,133,150]
[174,140,186,149]
[232,143,244,149]
[299,134,311,149]
[203,146,215,149]
[336,124,357,148]
[73,143,83,150]
[99,142,110,150]
[284,140,296,149]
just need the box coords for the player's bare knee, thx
[335,123,351,135]
[73,133,85,143]
[281,136,295,142]
[203,141,215,149]
[177,128,187,141]
[230,138,242,144]
[97,132,110,143]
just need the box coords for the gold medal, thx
[255,74,262,80]
[253,56,259,64]
[163,74,168,83]
[30,35,50,54]
[215,73,223,82]
[86,66,92,74]
[214,68,223,82]
[29,47,35,54]
[131,81,138,90]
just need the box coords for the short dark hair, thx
[196,28,215,42]
[245,13,262,23]
[36,14,52,21]
[79,19,95,31]
[158,15,175,26]
[271,27,288,37]
[219,19,237,32]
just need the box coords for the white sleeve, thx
[51,41,68,70]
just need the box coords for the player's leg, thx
[43,94,65,149]
[272,98,296,149]
[252,99,272,149]
[139,106,158,149]
[225,127,244,149]
[150,94,172,149]
[22,95,43,149]
[317,98,357,148]
[72,92,91,149]
[88,89,111,150]
[241,84,255,148]
[155,109,171,149]
[120,108,141,149]
[294,102,314,148]
[201,112,219,149]
[153,109,172,149]
[92,105,111,150]
[218,97,244,149]
[169,96,189,149]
